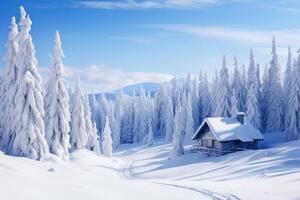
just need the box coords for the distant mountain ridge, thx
[92,82,162,101]
[113,82,161,96]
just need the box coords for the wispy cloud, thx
[147,24,300,46]
[39,64,173,93]
[72,0,235,10]
[254,0,300,15]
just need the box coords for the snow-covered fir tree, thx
[285,58,299,140]
[70,79,88,151]
[102,116,113,157]
[120,96,134,143]
[171,104,184,158]
[283,47,293,131]
[83,95,100,154]
[11,7,49,159]
[164,94,174,142]
[230,91,238,117]
[146,120,154,147]
[113,88,123,148]
[98,93,109,139]
[265,38,283,132]
[182,92,194,143]
[0,16,19,151]
[231,55,245,112]
[133,86,149,143]
[198,72,212,123]
[155,84,174,141]
[246,50,261,129]
[260,64,268,131]
[215,55,231,117]
[44,31,70,160]
[191,77,200,129]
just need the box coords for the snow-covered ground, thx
[1,137,299,200]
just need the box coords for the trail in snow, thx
[152,182,241,200]
[117,146,241,200]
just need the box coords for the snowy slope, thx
[0,139,299,200]
[115,140,300,200]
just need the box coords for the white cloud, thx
[73,0,226,10]
[150,24,300,46]
[39,64,173,94]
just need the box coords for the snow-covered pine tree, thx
[146,119,154,147]
[215,55,231,117]
[44,31,70,160]
[90,92,100,125]
[198,72,212,123]
[83,95,100,154]
[211,69,219,116]
[155,84,174,141]
[191,77,200,129]
[260,64,269,131]
[231,56,245,112]
[171,104,184,158]
[113,88,123,148]
[246,50,261,129]
[230,90,238,117]
[283,47,293,131]
[133,85,149,143]
[182,92,194,144]
[265,38,283,132]
[98,93,109,139]
[102,116,113,157]
[285,58,299,140]
[164,94,174,142]
[70,79,88,151]
[108,100,117,149]
[0,17,19,151]
[120,96,134,143]
[11,7,49,159]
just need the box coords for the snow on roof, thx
[193,117,264,142]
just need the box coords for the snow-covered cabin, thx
[192,112,264,155]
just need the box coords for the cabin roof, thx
[192,117,264,142]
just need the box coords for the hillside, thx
[1,137,299,200]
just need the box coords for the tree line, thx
[0,6,299,161]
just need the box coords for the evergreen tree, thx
[44,31,70,160]
[265,38,283,132]
[285,58,299,140]
[283,47,293,130]
[113,88,123,148]
[261,64,269,131]
[11,7,49,159]
[191,77,200,129]
[182,93,194,143]
[102,116,113,157]
[215,55,231,117]
[83,95,100,154]
[146,120,154,147]
[171,104,184,158]
[98,93,109,139]
[198,72,212,122]
[70,79,88,150]
[0,17,19,151]
[231,56,244,112]
[246,50,261,129]
[230,91,238,116]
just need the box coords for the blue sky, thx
[1,0,300,92]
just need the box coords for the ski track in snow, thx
[118,148,241,200]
